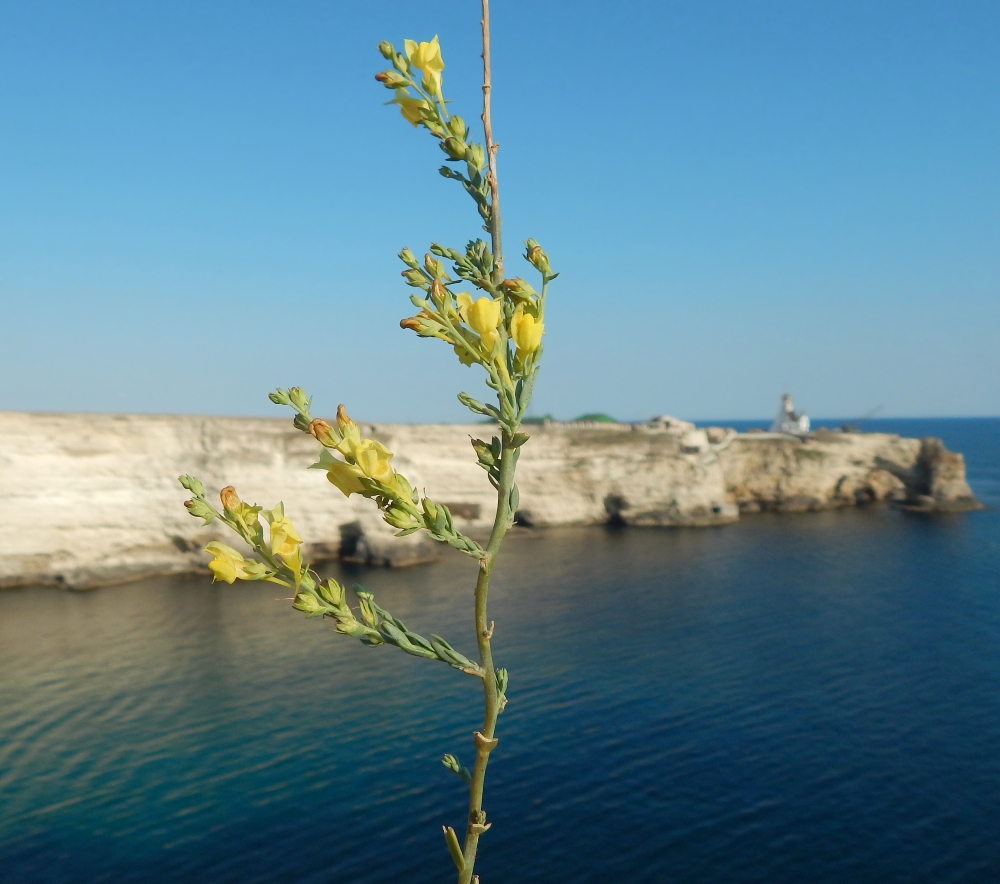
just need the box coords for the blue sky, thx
[1,0,997,422]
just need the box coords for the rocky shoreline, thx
[0,411,982,589]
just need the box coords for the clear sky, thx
[1,0,997,422]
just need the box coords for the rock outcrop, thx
[0,411,981,588]
[716,429,980,514]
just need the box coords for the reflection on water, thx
[2,418,999,883]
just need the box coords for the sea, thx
[1,417,998,883]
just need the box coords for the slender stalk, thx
[481,0,502,285]
[457,5,508,881]
[458,443,513,883]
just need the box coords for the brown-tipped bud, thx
[423,253,440,276]
[220,486,240,511]
[308,418,336,447]
[400,316,422,331]
[374,70,408,89]
[377,40,394,59]
[336,404,356,435]
[525,239,551,275]
[429,277,447,304]
[500,277,538,300]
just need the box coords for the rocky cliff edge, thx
[0,412,981,588]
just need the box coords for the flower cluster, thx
[180,477,305,588]
[396,238,553,429]
[180,476,481,675]
[375,37,494,224]
[267,389,482,557]
[374,35,556,434]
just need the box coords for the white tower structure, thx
[770,394,810,434]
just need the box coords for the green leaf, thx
[443,826,465,871]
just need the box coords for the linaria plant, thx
[177,4,553,881]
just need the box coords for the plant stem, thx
[481,0,502,285]
[459,439,514,884]
[456,6,508,881]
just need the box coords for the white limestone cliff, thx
[0,411,980,588]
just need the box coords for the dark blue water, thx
[2,418,998,883]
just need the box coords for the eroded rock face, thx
[0,412,981,588]
[717,431,980,514]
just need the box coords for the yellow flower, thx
[391,89,429,126]
[467,297,502,336]
[510,306,544,355]
[328,459,366,496]
[204,541,259,584]
[264,504,303,566]
[455,291,473,322]
[457,294,502,352]
[404,36,444,96]
[354,439,396,485]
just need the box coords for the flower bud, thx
[375,70,409,89]
[358,597,378,628]
[317,578,346,607]
[335,404,357,436]
[268,388,294,407]
[524,239,550,275]
[336,616,372,639]
[401,268,426,286]
[178,474,205,496]
[466,143,485,170]
[184,498,215,521]
[308,418,337,447]
[289,387,309,411]
[429,278,447,305]
[377,40,394,60]
[448,115,467,139]
[423,253,443,277]
[400,316,422,332]
[220,485,240,511]
[398,247,419,269]
[383,505,419,530]
[500,278,537,300]
[292,591,325,615]
[440,136,467,160]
